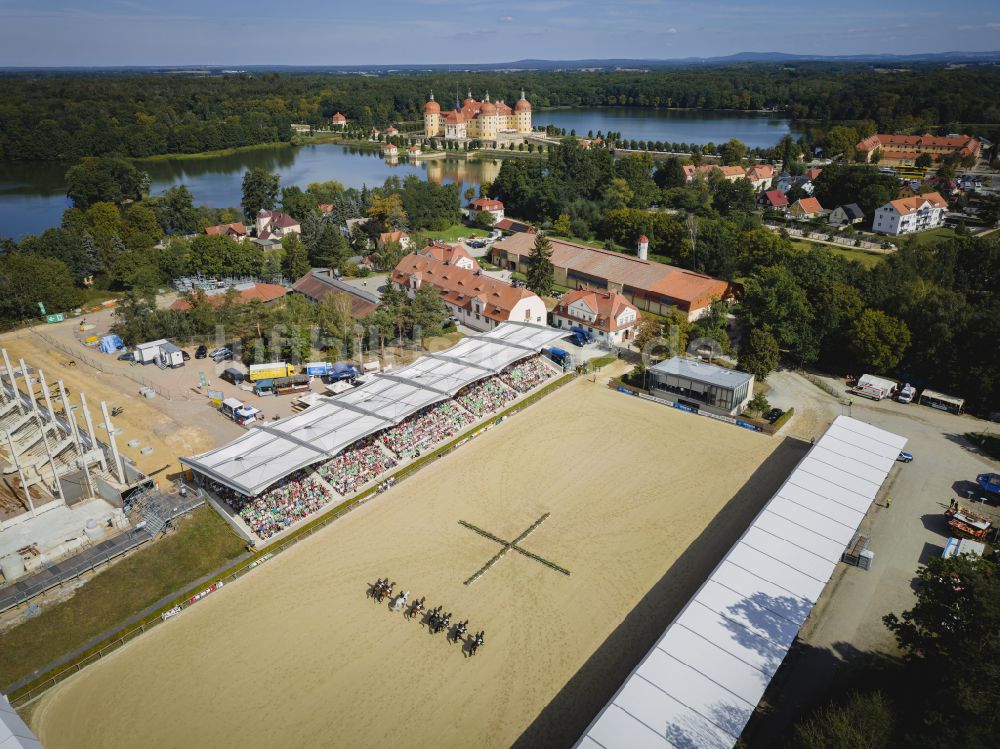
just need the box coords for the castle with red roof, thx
[424,90,532,141]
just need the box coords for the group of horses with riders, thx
[369,578,485,657]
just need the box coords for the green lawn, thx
[420,224,490,243]
[0,506,245,689]
[789,238,885,268]
[903,227,959,247]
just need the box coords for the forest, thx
[2,63,1000,161]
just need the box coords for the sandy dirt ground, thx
[0,323,225,483]
[31,375,786,749]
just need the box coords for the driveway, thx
[746,370,1000,744]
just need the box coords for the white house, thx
[467,197,505,223]
[255,210,301,242]
[551,287,640,345]
[391,252,545,333]
[872,192,947,236]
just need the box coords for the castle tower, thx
[423,91,441,138]
[514,89,532,134]
[637,235,649,260]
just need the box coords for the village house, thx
[330,112,348,129]
[391,251,545,332]
[745,164,775,191]
[385,126,399,137]
[467,197,505,223]
[290,268,381,319]
[383,143,398,157]
[418,241,479,270]
[204,222,247,242]
[789,197,825,219]
[408,144,422,157]
[493,218,534,235]
[856,133,980,165]
[255,210,301,243]
[696,164,747,183]
[551,287,640,345]
[491,234,730,322]
[378,230,411,251]
[760,190,789,210]
[872,192,948,236]
[828,204,865,227]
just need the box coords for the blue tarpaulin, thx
[328,363,358,381]
[98,335,123,353]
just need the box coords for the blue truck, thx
[569,326,594,347]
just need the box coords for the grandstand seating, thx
[218,472,334,540]
[318,437,398,496]
[381,401,472,459]
[499,355,555,393]
[457,377,516,417]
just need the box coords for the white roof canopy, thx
[181,322,561,496]
[0,696,43,749]
[577,415,907,749]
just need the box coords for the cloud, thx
[667,27,677,33]
[499,15,513,22]
[958,22,1000,31]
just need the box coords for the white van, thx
[897,383,916,403]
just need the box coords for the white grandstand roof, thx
[577,415,907,749]
[180,322,561,496]
[0,696,42,749]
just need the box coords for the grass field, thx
[31,374,794,749]
[789,238,885,268]
[0,507,245,689]
[902,227,959,247]
[419,224,490,242]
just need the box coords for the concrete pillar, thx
[2,350,22,412]
[80,392,108,472]
[6,430,34,516]
[35,413,63,501]
[100,401,126,484]
[37,370,60,433]
[60,381,96,499]
[19,358,38,416]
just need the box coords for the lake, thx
[0,108,796,239]
[535,107,796,148]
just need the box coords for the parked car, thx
[181,350,191,361]
[195,344,208,359]
[117,351,134,362]
[209,346,233,362]
[468,240,486,249]
[897,451,914,463]
[764,407,785,424]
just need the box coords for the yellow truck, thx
[248,362,296,382]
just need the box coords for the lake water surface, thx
[0,108,795,239]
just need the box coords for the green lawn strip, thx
[8,371,577,703]
[770,407,795,432]
[420,224,490,242]
[0,506,244,690]
[788,238,884,268]
[903,227,959,247]
[589,354,618,369]
[131,142,288,162]
[965,432,1000,461]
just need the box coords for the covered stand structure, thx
[181,322,560,497]
[576,415,907,749]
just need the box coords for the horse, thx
[381,581,395,603]
[391,591,410,611]
[452,620,468,644]
[435,613,451,635]
[369,578,383,601]
[407,597,426,621]
[427,606,442,630]
[469,631,485,657]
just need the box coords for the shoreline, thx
[130,141,291,163]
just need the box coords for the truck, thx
[569,326,594,347]
[851,373,897,401]
[542,347,572,368]
[248,362,296,382]
[220,398,260,425]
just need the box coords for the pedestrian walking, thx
[886,496,893,509]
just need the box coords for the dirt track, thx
[32,375,786,749]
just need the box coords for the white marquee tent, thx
[0,695,42,749]
[577,415,907,749]
[181,322,561,496]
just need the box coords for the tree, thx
[718,138,748,165]
[159,185,198,235]
[553,214,572,236]
[241,168,279,223]
[739,265,818,363]
[65,156,149,210]
[525,232,555,296]
[915,153,933,168]
[475,211,496,230]
[849,309,910,373]
[822,125,859,161]
[281,234,310,281]
[747,392,770,415]
[409,284,448,343]
[738,328,780,380]
[632,316,662,352]
[0,254,82,324]
[654,157,687,189]
[788,691,894,749]
[371,239,407,272]
[280,186,317,219]
[366,193,407,229]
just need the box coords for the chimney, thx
[637,235,649,260]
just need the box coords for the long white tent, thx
[181,322,561,496]
[0,695,42,749]
[577,415,907,749]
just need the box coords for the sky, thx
[1,0,998,67]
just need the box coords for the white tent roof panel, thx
[577,416,906,749]
[0,697,42,749]
[181,322,561,496]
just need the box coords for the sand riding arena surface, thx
[31,375,805,749]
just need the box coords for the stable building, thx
[491,234,730,321]
[291,268,380,319]
[647,356,754,417]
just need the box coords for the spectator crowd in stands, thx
[381,401,472,459]
[218,472,334,540]
[318,436,397,495]
[500,355,555,394]
[457,377,516,417]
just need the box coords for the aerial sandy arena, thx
[31,374,794,749]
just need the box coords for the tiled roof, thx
[379,230,409,246]
[290,269,380,318]
[804,167,823,180]
[258,211,300,229]
[469,198,504,211]
[392,253,538,323]
[492,234,729,313]
[887,191,947,215]
[494,218,534,233]
[204,222,246,237]
[793,197,824,214]
[419,242,479,269]
[746,164,774,180]
[762,189,788,208]
[554,287,639,333]
[170,283,287,311]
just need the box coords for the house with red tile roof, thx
[491,234,730,322]
[204,223,247,242]
[804,167,823,181]
[418,241,478,270]
[378,230,411,251]
[552,287,640,345]
[789,197,825,219]
[391,252,545,332]
[290,269,380,319]
[872,191,948,236]
[856,133,980,163]
[330,112,348,128]
[760,190,789,210]
[383,143,398,157]
[745,164,775,191]
[255,210,301,243]
[696,164,747,183]
[494,218,535,235]
[467,197,505,222]
[169,283,287,311]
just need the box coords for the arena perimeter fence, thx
[5,371,578,709]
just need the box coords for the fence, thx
[5,371,578,707]
[31,330,190,400]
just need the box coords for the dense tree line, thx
[2,64,999,161]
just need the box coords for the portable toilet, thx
[157,342,185,368]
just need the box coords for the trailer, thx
[852,373,897,401]
[305,361,333,377]
[248,362,296,382]
[274,374,310,395]
[134,339,170,365]
[157,342,185,368]
[945,505,991,542]
[942,537,985,559]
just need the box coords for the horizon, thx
[2,0,999,67]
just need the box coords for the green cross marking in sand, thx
[458,512,571,586]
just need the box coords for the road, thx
[745,370,999,744]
